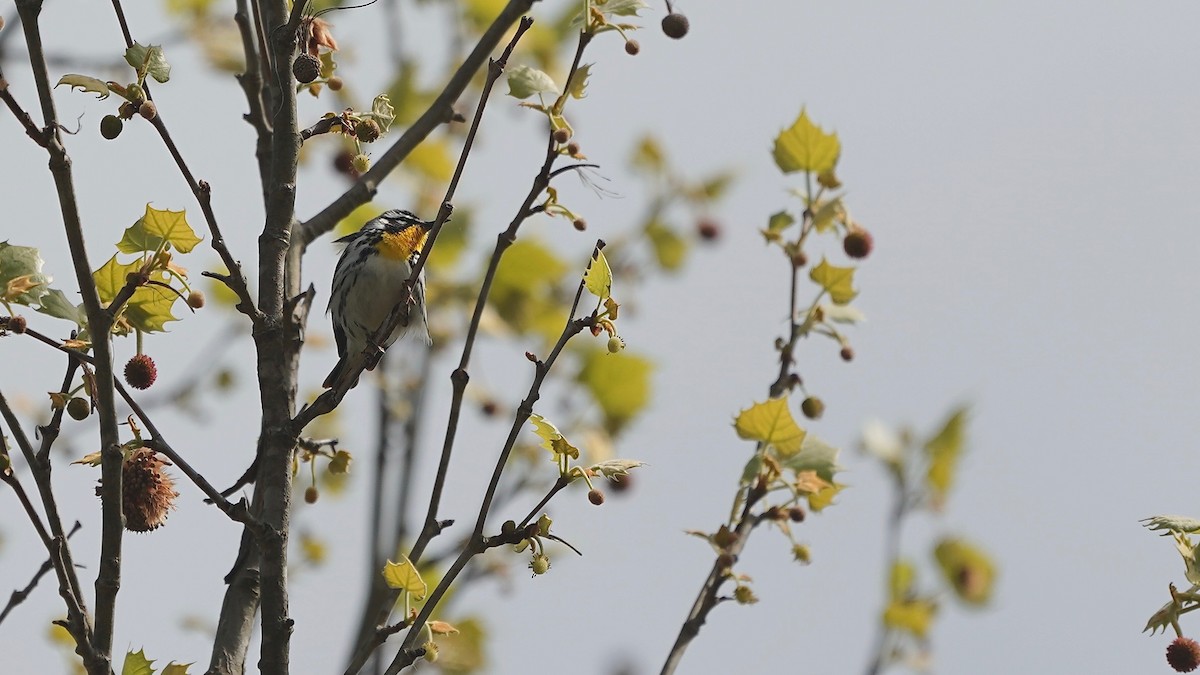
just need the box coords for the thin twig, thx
[0,521,82,627]
[383,243,603,674]
[296,0,538,248]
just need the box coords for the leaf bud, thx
[715,552,735,572]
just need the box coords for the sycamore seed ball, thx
[625,39,640,56]
[661,13,690,39]
[304,486,319,504]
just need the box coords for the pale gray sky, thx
[2,1,1199,673]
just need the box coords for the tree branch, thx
[295,0,537,249]
[0,521,82,627]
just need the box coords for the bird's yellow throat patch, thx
[377,227,428,261]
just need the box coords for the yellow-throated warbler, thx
[323,209,432,389]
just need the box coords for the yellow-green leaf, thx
[507,64,558,99]
[889,559,917,600]
[925,406,968,501]
[126,281,181,333]
[141,205,202,253]
[93,255,142,304]
[734,398,805,455]
[407,138,455,183]
[781,434,841,481]
[934,537,995,606]
[630,135,665,173]
[809,257,857,305]
[577,349,652,433]
[772,108,840,174]
[125,43,171,83]
[527,413,580,460]
[328,449,352,475]
[162,663,193,675]
[761,210,795,243]
[56,75,111,99]
[584,249,612,299]
[121,648,155,675]
[806,482,844,512]
[811,196,844,233]
[334,204,385,238]
[382,557,427,600]
[883,597,937,639]
[566,63,591,99]
[645,219,687,271]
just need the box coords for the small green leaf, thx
[125,281,181,333]
[566,63,592,99]
[527,413,580,460]
[55,75,111,99]
[0,242,52,305]
[369,94,395,133]
[809,257,857,305]
[772,108,840,174]
[507,65,558,99]
[889,559,917,600]
[934,537,996,606]
[883,597,937,639]
[162,662,193,674]
[584,249,612,299]
[93,255,141,304]
[125,43,171,83]
[602,0,649,16]
[36,289,86,326]
[141,204,202,253]
[762,211,795,243]
[645,220,687,271]
[734,398,805,456]
[382,557,427,600]
[122,648,155,675]
[811,196,844,233]
[630,136,665,173]
[1143,515,1200,535]
[578,348,652,433]
[925,406,968,501]
[780,434,841,482]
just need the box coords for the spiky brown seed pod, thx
[66,397,91,421]
[138,100,157,121]
[292,53,321,84]
[354,119,381,143]
[187,290,205,309]
[843,228,874,259]
[1168,637,1200,673]
[661,13,689,39]
[121,449,179,532]
[8,315,27,334]
[100,114,124,140]
[624,39,640,56]
[124,354,157,390]
[587,488,605,506]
